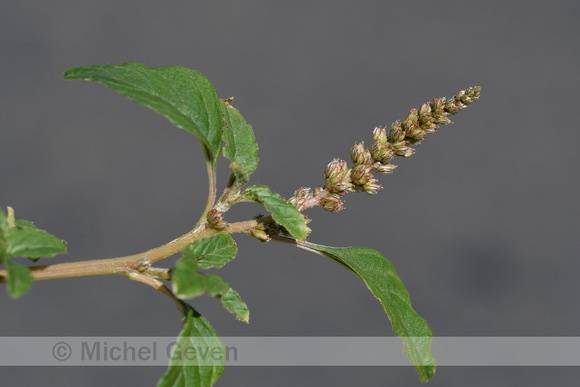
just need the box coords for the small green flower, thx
[391,141,414,157]
[362,179,381,195]
[372,162,397,175]
[350,142,366,165]
[372,126,388,146]
[249,226,270,242]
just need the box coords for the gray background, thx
[1,1,579,386]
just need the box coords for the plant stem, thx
[200,158,218,224]
[0,219,259,283]
[125,272,187,315]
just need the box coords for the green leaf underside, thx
[157,305,225,387]
[241,185,307,241]
[5,259,34,298]
[63,63,224,167]
[187,234,238,270]
[299,242,436,383]
[221,101,259,175]
[172,237,249,322]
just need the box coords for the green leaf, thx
[14,219,37,228]
[1,207,65,297]
[157,304,225,387]
[172,237,249,322]
[298,242,436,383]
[186,234,238,270]
[219,287,249,323]
[5,223,67,259]
[0,207,67,260]
[241,185,307,240]
[172,255,229,299]
[221,100,259,175]
[0,207,7,226]
[4,259,34,298]
[0,208,7,264]
[64,63,224,166]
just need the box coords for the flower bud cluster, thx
[325,159,354,195]
[396,85,482,145]
[288,86,481,214]
[349,148,382,194]
[207,209,228,230]
[287,187,313,209]
[319,192,345,212]
[249,224,270,242]
[248,211,312,241]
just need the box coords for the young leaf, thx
[158,304,225,387]
[221,100,259,175]
[63,63,224,166]
[186,234,238,270]
[298,242,436,383]
[241,185,307,240]
[4,259,34,298]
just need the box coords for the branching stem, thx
[0,219,260,283]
